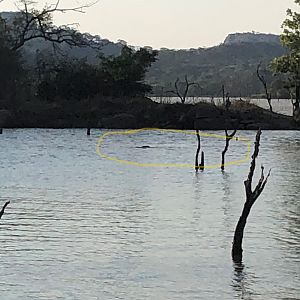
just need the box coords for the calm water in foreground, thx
[0,129,299,300]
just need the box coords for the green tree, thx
[0,0,100,107]
[37,59,101,101]
[272,0,300,120]
[0,16,25,106]
[101,46,158,96]
[0,44,24,104]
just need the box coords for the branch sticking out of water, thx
[0,201,10,220]
[232,129,271,263]
[195,130,201,171]
[195,130,205,171]
[221,129,237,171]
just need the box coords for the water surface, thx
[0,129,299,299]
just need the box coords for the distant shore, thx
[0,97,299,130]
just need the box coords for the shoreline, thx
[1,97,299,131]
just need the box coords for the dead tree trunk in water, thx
[221,129,237,170]
[232,130,270,263]
[257,63,273,112]
[200,151,205,170]
[195,130,205,171]
[195,130,201,171]
[0,201,10,220]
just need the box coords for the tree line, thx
[0,0,299,122]
[0,0,157,109]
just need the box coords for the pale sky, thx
[0,0,299,49]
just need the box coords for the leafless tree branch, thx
[5,0,101,51]
[171,75,198,104]
[257,63,273,112]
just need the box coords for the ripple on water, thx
[0,129,299,299]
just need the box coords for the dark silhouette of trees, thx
[1,0,100,51]
[37,46,157,100]
[0,0,102,107]
[232,130,271,263]
[0,43,24,102]
[272,0,300,121]
[100,46,158,96]
[37,59,101,101]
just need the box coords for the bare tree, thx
[257,63,273,112]
[221,129,237,171]
[222,84,226,106]
[0,201,10,220]
[168,75,197,104]
[1,0,100,51]
[232,129,271,263]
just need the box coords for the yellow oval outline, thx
[95,128,251,169]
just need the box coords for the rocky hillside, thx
[147,33,286,97]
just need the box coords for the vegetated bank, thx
[0,97,298,130]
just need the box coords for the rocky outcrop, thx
[224,32,280,45]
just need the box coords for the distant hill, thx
[147,33,287,97]
[0,11,287,97]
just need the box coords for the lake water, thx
[0,129,299,300]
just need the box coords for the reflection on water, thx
[232,262,259,300]
[0,129,299,300]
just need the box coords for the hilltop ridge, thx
[223,32,280,46]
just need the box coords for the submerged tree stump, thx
[232,130,270,263]
[0,201,10,220]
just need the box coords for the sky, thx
[0,0,298,49]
